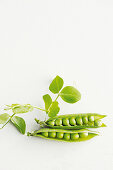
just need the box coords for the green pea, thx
[94,120,102,126]
[42,132,48,137]
[79,132,88,138]
[71,133,79,140]
[88,121,94,126]
[88,116,94,122]
[47,120,55,126]
[82,116,88,124]
[64,133,70,140]
[63,118,69,126]
[48,132,56,138]
[76,117,83,125]
[55,119,62,126]
[69,117,76,126]
[57,132,64,139]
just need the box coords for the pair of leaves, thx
[43,76,81,117]
[4,104,32,134]
[0,113,26,134]
[5,104,34,114]
[43,76,63,117]
[3,104,31,134]
[49,75,81,103]
[43,94,60,117]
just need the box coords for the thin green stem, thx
[35,118,45,127]
[34,106,47,112]
[0,113,16,129]
[34,94,59,114]
[54,94,59,102]
[46,94,60,113]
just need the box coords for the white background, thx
[0,0,113,170]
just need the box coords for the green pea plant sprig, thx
[0,76,81,134]
[0,75,106,142]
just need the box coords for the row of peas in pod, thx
[28,113,106,142]
[27,128,98,142]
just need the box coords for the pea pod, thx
[35,113,106,129]
[27,128,98,142]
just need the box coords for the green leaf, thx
[0,113,10,124]
[59,86,81,103]
[12,104,34,114]
[11,116,26,134]
[4,105,12,110]
[48,101,60,117]
[4,104,21,111]
[43,94,52,113]
[49,75,64,94]
[11,104,20,107]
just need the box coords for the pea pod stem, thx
[35,118,46,127]
[27,132,34,136]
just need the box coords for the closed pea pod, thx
[35,113,106,129]
[27,128,98,142]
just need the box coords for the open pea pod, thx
[27,128,98,142]
[35,113,106,130]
